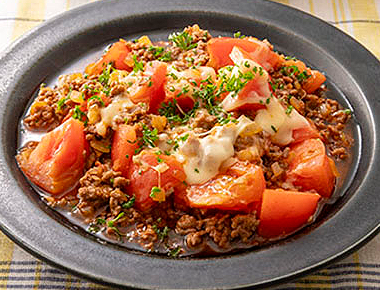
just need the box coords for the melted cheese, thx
[175,116,255,185]
[254,97,309,145]
[95,94,134,136]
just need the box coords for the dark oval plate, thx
[0,0,380,289]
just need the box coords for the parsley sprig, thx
[168,31,197,50]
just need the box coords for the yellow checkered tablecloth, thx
[1,0,380,289]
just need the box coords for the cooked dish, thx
[16,25,353,257]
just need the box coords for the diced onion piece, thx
[137,35,153,46]
[87,106,100,124]
[70,90,84,104]
[237,147,260,162]
[90,139,110,153]
[271,162,283,177]
[151,115,167,132]
[30,101,48,114]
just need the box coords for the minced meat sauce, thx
[16,25,353,257]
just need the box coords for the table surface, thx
[1,0,380,289]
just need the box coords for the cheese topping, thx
[176,116,256,185]
[254,97,309,145]
[95,94,134,136]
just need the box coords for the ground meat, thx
[303,94,353,159]
[169,25,211,70]
[76,160,130,218]
[189,109,217,131]
[115,103,148,126]
[260,138,291,188]
[176,211,258,249]
[23,86,68,131]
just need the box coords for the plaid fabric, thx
[0,0,379,288]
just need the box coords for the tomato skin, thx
[286,138,336,197]
[258,189,321,238]
[129,61,167,113]
[85,40,131,75]
[111,125,138,178]
[18,118,87,195]
[186,161,266,211]
[127,151,186,211]
[207,37,283,71]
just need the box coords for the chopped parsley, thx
[57,97,69,111]
[148,46,172,61]
[107,212,125,227]
[233,31,245,38]
[158,51,172,62]
[285,105,294,115]
[168,31,197,50]
[122,196,135,209]
[141,124,159,148]
[72,105,86,121]
[152,224,170,241]
[98,64,112,86]
[281,65,299,77]
[88,95,105,106]
[296,70,311,82]
[168,246,181,257]
[150,186,162,198]
[133,55,144,73]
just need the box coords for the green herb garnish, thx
[169,31,197,50]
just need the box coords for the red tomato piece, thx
[303,69,326,93]
[291,122,321,144]
[163,67,217,112]
[186,161,266,211]
[111,125,139,177]
[127,151,186,211]
[129,61,167,113]
[85,40,131,75]
[286,138,336,197]
[220,47,271,112]
[258,189,321,238]
[207,37,283,71]
[18,118,87,195]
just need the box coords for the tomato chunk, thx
[111,125,139,177]
[17,118,87,195]
[220,47,271,112]
[85,40,131,75]
[291,122,321,144]
[286,138,336,197]
[303,69,326,93]
[127,151,186,211]
[258,189,321,238]
[163,67,216,112]
[129,61,167,113]
[207,37,283,71]
[186,161,266,211]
